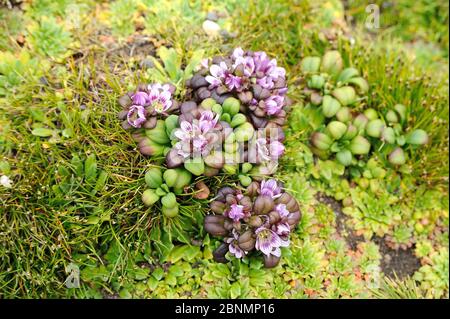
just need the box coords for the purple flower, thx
[256,138,285,162]
[271,204,292,237]
[264,95,284,115]
[173,110,220,158]
[225,203,245,222]
[226,229,246,259]
[148,83,173,113]
[225,74,243,91]
[205,62,229,88]
[275,204,290,218]
[127,105,147,128]
[260,179,282,198]
[255,226,289,257]
[273,222,291,237]
[256,76,275,89]
[253,51,285,80]
[132,91,150,106]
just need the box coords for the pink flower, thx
[255,226,289,257]
[260,179,282,198]
[173,110,220,158]
[255,138,285,162]
[264,95,284,116]
[225,204,245,222]
[147,83,173,113]
[226,229,246,259]
[132,91,150,106]
[205,62,229,88]
[127,105,147,128]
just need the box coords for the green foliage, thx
[147,46,204,91]
[27,17,73,60]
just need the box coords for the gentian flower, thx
[255,226,289,257]
[255,138,285,162]
[272,204,291,236]
[226,229,247,259]
[205,62,229,88]
[148,83,173,113]
[264,95,285,115]
[225,203,245,222]
[225,74,243,91]
[132,91,149,106]
[260,179,282,198]
[127,105,147,128]
[173,110,220,158]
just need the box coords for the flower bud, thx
[332,86,356,106]
[234,122,255,142]
[216,187,235,202]
[204,215,228,236]
[230,113,247,128]
[308,75,325,89]
[336,107,352,123]
[161,192,177,208]
[349,136,371,155]
[385,110,398,124]
[248,215,263,228]
[145,168,163,189]
[139,138,165,156]
[347,77,369,94]
[246,181,260,197]
[193,181,210,200]
[322,95,341,118]
[337,67,359,83]
[343,124,358,140]
[353,114,368,131]
[268,211,281,224]
[238,174,252,187]
[184,157,205,176]
[162,204,179,218]
[222,97,241,116]
[388,147,406,165]
[366,119,384,138]
[287,211,301,229]
[327,121,347,140]
[310,92,323,106]
[241,163,253,174]
[204,151,225,169]
[310,132,332,150]
[142,189,160,207]
[166,148,184,168]
[406,129,428,145]
[364,108,378,121]
[162,169,178,188]
[238,230,256,251]
[301,56,321,73]
[381,127,396,144]
[321,51,343,76]
[213,243,229,263]
[253,195,275,215]
[190,74,209,89]
[263,254,281,268]
[336,149,353,166]
[210,200,226,214]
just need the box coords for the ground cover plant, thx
[0,0,448,299]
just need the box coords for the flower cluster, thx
[118,83,178,130]
[204,179,301,268]
[186,48,291,129]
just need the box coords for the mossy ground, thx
[0,0,448,298]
